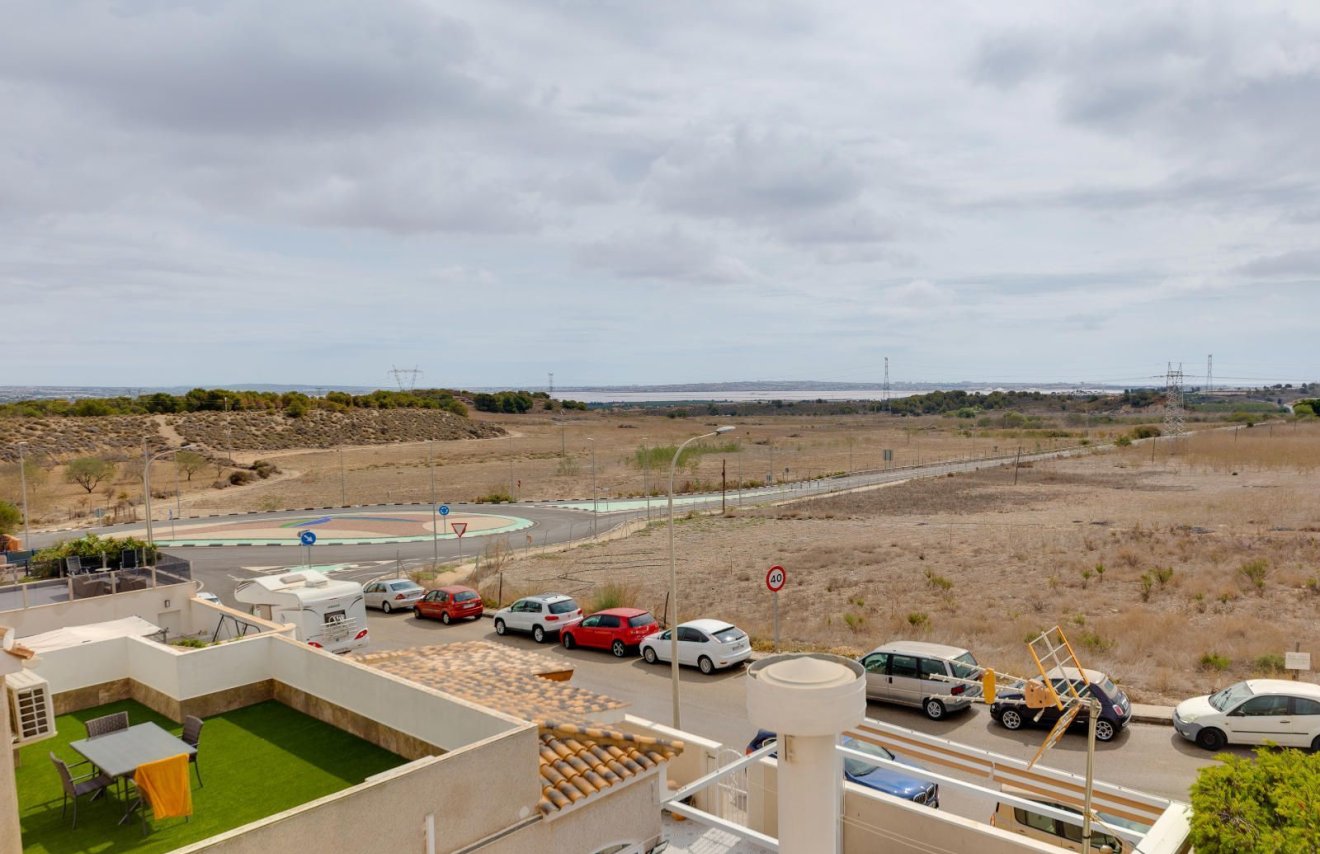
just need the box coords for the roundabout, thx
[124,510,533,547]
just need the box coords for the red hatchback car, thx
[561,608,660,657]
[414,585,484,624]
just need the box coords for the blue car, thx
[745,729,939,808]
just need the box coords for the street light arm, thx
[668,426,734,729]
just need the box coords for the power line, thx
[388,365,422,392]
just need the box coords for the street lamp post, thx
[587,438,597,537]
[668,425,735,729]
[144,444,194,563]
[16,442,31,553]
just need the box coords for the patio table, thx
[70,722,196,823]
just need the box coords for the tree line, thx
[0,388,470,419]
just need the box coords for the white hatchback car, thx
[1173,679,1320,751]
[493,594,583,643]
[639,619,751,674]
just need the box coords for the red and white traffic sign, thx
[450,522,468,538]
[765,565,786,592]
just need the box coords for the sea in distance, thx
[558,386,1104,405]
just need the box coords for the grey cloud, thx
[969,33,1054,89]
[576,226,754,283]
[646,125,864,220]
[1236,249,1320,278]
[0,2,509,136]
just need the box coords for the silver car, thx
[859,640,982,720]
[363,579,425,613]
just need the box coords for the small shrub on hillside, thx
[906,611,929,629]
[1080,567,1093,588]
[1131,425,1162,440]
[584,581,641,613]
[1094,563,1106,582]
[1199,651,1231,672]
[1238,558,1269,591]
[923,568,953,591]
[1115,435,1132,447]
[1153,566,1174,586]
[1077,630,1113,653]
[474,490,513,504]
[252,459,280,479]
[1252,654,1286,675]
[1139,573,1154,602]
[843,612,865,631]
[228,470,254,486]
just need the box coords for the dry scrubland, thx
[484,423,1320,705]
[2,409,1114,525]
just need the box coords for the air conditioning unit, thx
[6,669,55,744]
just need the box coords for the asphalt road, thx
[360,608,1247,811]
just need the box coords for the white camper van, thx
[234,568,368,654]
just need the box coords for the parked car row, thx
[858,640,1134,743]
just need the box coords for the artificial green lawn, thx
[17,699,407,854]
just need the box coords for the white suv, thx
[1174,679,1320,751]
[494,594,583,643]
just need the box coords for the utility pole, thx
[721,459,726,513]
[548,372,554,398]
[429,442,438,566]
[588,439,597,537]
[17,442,31,552]
[1163,362,1186,451]
[1205,354,1213,395]
[339,447,346,505]
[883,356,890,413]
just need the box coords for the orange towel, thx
[135,753,193,821]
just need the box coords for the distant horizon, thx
[2,376,1310,406]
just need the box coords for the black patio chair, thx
[182,716,205,787]
[50,752,114,829]
[85,711,130,738]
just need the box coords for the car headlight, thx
[1176,709,1196,724]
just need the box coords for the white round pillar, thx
[746,654,866,854]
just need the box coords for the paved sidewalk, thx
[1130,703,1174,726]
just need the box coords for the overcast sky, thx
[4,1,1319,390]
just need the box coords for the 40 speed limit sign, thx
[765,565,787,592]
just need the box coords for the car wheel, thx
[532,625,546,643]
[1196,727,1227,751]
[611,640,627,658]
[562,633,576,649]
[1095,719,1117,742]
[440,612,451,625]
[999,708,1024,731]
[1311,735,1320,753]
[494,619,506,636]
[698,656,714,675]
[642,646,658,664]
[414,608,425,620]
[381,601,393,614]
[924,698,946,720]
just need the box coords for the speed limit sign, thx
[765,565,786,592]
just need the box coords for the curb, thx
[1129,704,1174,727]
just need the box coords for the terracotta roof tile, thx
[534,721,684,815]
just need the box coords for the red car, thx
[561,608,660,657]
[414,585,484,624]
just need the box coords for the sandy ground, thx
[6,410,1123,527]
[485,424,1320,705]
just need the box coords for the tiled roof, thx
[536,721,684,815]
[353,641,628,722]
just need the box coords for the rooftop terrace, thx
[17,699,407,853]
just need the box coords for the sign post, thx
[299,530,316,567]
[451,520,467,562]
[439,504,450,535]
[765,565,786,651]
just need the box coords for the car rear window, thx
[392,581,422,591]
[549,600,579,615]
[714,626,744,643]
[628,614,656,628]
[454,591,479,602]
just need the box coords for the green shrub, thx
[33,533,156,574]
[1153,566,1174,586]
[0,500,21,536]
[1190,748,1320,852]
[228,470,255,486]
[1252,654,1286,674]
[1239,559,1269,591]
[1077,630,1113,653]
[1115,435,1132,447]
[843,612,865,631]
[906,611,929,628]
[474,490,513,504]
[1139,573,1154,602]
[1131,425,1162,439]
[923,568,953,591]
[1199,652,1231,672]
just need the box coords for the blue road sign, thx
[299,530,317,546]
[438,505,450,516]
